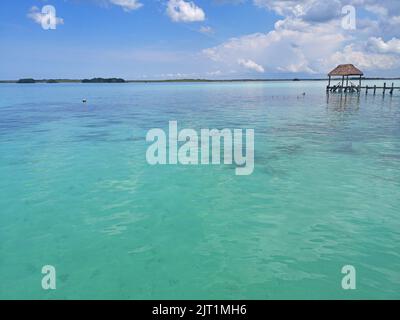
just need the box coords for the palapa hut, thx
[327,64,364,92]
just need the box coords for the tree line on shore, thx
[16,78,126,84]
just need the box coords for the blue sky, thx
[1,0,400,79]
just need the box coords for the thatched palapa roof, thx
[328,64,363,76]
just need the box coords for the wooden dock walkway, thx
[327,82,400,95]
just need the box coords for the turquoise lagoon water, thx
[0,81,399,299]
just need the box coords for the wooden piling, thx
[390,83,394,95]
[373,85,376,95]
[383,83,386,95]
[366,85,369,94]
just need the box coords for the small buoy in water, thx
[82,99,87,103]
[302,92,306,96]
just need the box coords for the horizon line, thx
[1,77,400,83]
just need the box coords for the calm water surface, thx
[0,81,399,299]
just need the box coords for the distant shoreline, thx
[1,77,400,84]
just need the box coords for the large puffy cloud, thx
[203,0,400,75]
[203,18,347,74]
[166,0,206,22]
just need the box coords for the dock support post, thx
[373,85,376,95]
[383,82,386,95]
[326,76,330,92]
[341,76,344,92]
[366,85,369,95]
[390,83,394,95]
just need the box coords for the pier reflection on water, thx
[326,92,360,112]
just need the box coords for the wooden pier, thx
[327,82,400,95]
[326,64,399,95]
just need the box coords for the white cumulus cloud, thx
[166,0,206,22]
[325,44,400,70]
[238,59,265,73]
[109,0,143,11]
[367,37,400,54]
